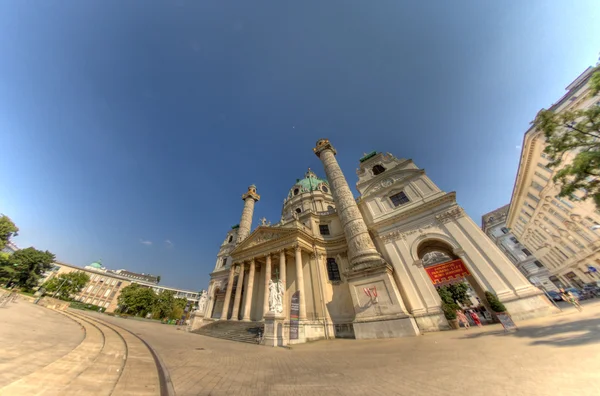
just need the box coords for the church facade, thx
[200,139,556,344]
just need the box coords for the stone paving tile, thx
[0,299,84,388]
[86,301,600,396]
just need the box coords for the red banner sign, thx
[425,259,471,285]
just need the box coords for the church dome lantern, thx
[282,168,336,217]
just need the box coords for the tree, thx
[9,247,55,288]
[156,275,161,284]
[437,282,471,306]
[534,67,600,209]
[485,291,507,313]
[43,271,90,300]
[0,215,18,251]
[117,284,157,317]
[152,290,176,319]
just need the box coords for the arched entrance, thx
[417,240,492,328]
[211,288,224,319]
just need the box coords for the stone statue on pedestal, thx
[197,290,208,315]
[268,279,283,314]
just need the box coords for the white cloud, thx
[165,239,174,248]
[140,239,152,246]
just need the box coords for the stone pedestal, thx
[346,262,420,339]
[189,310,208,332]
[261,312,287,347]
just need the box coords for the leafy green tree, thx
[0,215,18,251]
[533,67,600,208]
[117,284,157,316]
[152,290,176,319]
[485,291,507,313]
[43,271,90,300]
[10,247,55,288]
[156,275,161,284]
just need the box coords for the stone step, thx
[193,320,263,345]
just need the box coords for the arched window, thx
[327,205,334,212]
[322,186,329,193]
[294,188,299,196]
[295,208,302,214]
[326,258,341,281]
[372,165,386,175]
[228,235,233,243]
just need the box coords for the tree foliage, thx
[437,282,471,306]
[4,247,55,288]
[117,284,157,317]
[534,67,600,208]
[484,291,506,313]
[0,215,18,251]
[116,285,190,320]
[43,271,90,300]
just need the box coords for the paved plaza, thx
[2,298,600,395]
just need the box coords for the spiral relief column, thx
[313,139,384,268]
[236,185,260,244]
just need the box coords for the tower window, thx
[228,236,233,243]
[534,260,544,268]
[322,186,329,193]
[327,205,334,212]
[372,165,386,175]
[389,191,409,207]
[501,227,509,234]
[326,258,341,281]
[319,225,330,236]
[294,188,299,196]
[522,248,532,256]
[295,208,302,214]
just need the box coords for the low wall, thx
[37,296,70,311]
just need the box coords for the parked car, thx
[565,288,583,300]
[545,291,563,302]
[582,283,600,299]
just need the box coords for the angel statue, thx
[197,290,208,315]
[268,279,284,314]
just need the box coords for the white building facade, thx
[482,205,557,292]
[506,66,600,290]
[200,139,556,344]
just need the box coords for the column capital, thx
[313,138,337,157]
[242,184,260,202]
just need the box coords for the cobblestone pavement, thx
[87,300,600,396]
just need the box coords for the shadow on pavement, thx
[460,316,600,347]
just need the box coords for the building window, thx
[372,165,386,175]
[510,237,518,244]
[326,258,341,282]
[531,181,544,191]
[319,225,330,236]
[501,227,509,234]
[327,205,334,212]
[537,163,552,172]
[294,188,299,196]
[389,191,409,207]
[295,208,302,214]
[521,209,532,218]
[527,193,540,203]
[534,172,550,182]
[534,260,544,268]
[116,282,122,287]
[322,186,329,193]
[228,235,233,243]
[522,248,532,256]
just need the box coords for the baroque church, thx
[196,139,555,344]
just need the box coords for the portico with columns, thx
[197,139,556,345]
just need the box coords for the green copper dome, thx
[89,261,103,269]
[288,169,330,198]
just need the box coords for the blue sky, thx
[1,1,599,291]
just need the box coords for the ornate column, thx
[236,185,260,244]
[220,265,236,320]
[313,139,384,268]
[230,263,246,321]
[262,253,272,319]
[241,258,256,321]
[295,244,307,320]
[279,249,287,313]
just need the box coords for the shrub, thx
[485,291,506,313]
[441,301,459,320]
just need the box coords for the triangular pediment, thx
[361,169,425,197]
[230,226,298,254]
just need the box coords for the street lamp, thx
[52,278,72,299]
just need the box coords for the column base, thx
[353,316,420,339]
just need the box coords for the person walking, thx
[468,310,483,327]
[559,288,582,311]
[456,309,470,330]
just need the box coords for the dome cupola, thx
[282,168,336,217]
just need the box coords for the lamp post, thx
[52,278,71,299]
